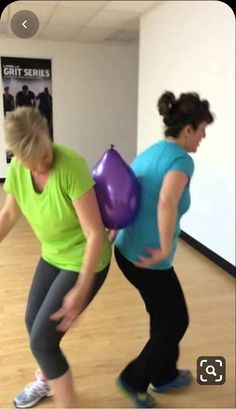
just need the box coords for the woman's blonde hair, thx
[4,107,50,162]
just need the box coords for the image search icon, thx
[197,356,226,385]
[205,365,217,376]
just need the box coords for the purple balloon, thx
[92,145,141,229]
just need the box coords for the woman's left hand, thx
[134,247,168,268]
[107,229,118,243]
[50,281,91,332]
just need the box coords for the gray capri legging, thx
[25,257,110,380]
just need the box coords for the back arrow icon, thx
[22,20,27,29]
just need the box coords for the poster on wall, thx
[1,57,53,163]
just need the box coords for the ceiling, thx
[0,1,161,44]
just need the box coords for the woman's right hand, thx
[134,247,169,268]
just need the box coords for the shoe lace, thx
[24,380,48,398]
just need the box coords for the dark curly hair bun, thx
[157,90,214,137]
[157,91,176,117]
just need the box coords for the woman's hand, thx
[134,247,168,268]
[108,229,117,243]
[50,277,93,332]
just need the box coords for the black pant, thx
[25,258,110,380]
[114,247,189,392]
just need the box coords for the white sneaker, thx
[13,369,53,408]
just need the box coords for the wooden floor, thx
[0,186,235,409]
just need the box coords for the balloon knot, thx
[110,144,115,149]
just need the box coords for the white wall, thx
[138,1,235,265]
[0,38,138,176]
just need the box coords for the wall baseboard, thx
[180,230,235,278]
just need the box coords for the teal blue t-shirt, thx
[115,140,194,270]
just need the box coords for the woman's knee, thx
[176,307,189,339]
[165,307,189,341]
[29,326,60,357]
[29,332,45,357]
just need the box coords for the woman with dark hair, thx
[111,91,214,408]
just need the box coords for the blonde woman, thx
[0,107,111,408]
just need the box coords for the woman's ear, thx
[184,124,194,136]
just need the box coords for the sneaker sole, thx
[116,377,155,408]
[149,371,192,393]
[13,393,53,409]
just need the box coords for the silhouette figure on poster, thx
[16,85,36,107]
[3,86,14,115]
[36,87,53,137]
